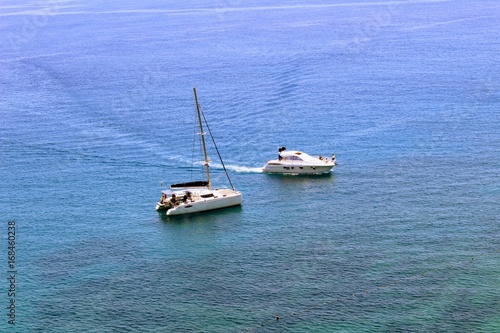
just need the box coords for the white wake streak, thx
[209,162,263,174]
[403,15,498,31]
[0,0,451,17]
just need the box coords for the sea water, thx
[1,0,499,332]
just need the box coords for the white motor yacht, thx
[262,147,336,174]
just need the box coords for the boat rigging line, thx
[196,92,236,190]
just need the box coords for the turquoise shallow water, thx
[1,0,499,332]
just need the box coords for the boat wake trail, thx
[210,163,263,173]
[228,165,264,173]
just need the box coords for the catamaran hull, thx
[166,192,242,216]
[262,164,334,174]
[156,202,171,211]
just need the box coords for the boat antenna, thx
[195,91,236,191]
[193,87,211,189]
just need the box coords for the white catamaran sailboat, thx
[156,88,242,216]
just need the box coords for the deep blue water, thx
[1,0,499,332]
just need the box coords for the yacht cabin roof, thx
[279,150,317,161]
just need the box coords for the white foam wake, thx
[209,162,263,173]
[226,165,264,173]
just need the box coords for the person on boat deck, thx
[170,194,177,206]
[160,193,167,203]
[186,191,193,202]
[182,194,188,203]
[278,146,285,160]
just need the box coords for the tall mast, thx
[193,87,211,189]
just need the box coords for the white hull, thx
[263,163,334,174]
[165,189,242,216]
[263,149,335,175]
